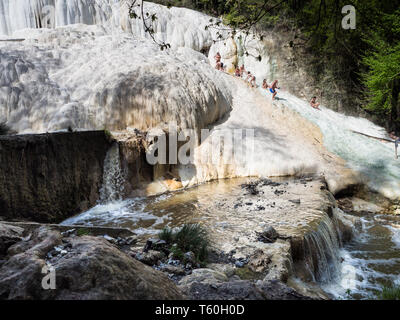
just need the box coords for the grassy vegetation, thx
[234,266,263,280]
[76,228,91,236]
[379,285,400,300]
[159,223,211,264]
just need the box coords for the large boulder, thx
[180,277,311,300]
[0,226,183,300]
[178,266,310,300]
[0,223,24,256]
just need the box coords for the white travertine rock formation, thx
[0,24,232,133]
[1,0,398,198]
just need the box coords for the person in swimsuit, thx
[310,96,321,110]
[239,65,245,77]
[269,80,279,100]
[262,79,269,89]
[214,52,221,63]
[246,71,252,83]
[250,75,256,88]
[235,67,241,77]
[214,52,222,70]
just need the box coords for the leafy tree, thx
[361,10,400,130]
[134,0,400,131]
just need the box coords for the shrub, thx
[379,285,400,300]
[158,223,210,263]
[76,228,91,236]
[159,227,174,244]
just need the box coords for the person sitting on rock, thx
[250,75,256,88]
[246,71,252,82]
[235,67,241,77]
[216,61,225,71]
[214,52,221,64]
[239,64,246,77]
[269,80,280,100]
[262,79,269,89]
[310,96,321,110]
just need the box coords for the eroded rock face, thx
[179,276,311,300]
[0,224,183,300]
[0,131,112,223]
[0,223,24,256]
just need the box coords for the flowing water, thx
[99,142,125,203]
[321,212,400,299]
[264,90,400,199]
[62,171,400,299]
[62,177,253,236]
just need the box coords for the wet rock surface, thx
[179,276,312,300]
[0,223,183,300]
[0,176,351,300]
[0,223,24,257]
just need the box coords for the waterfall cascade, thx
[299,211,343,282]
[99,142,125,203]
[1,0,398,199]
[3,0,394,300]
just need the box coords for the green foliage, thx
[159,226,174,243]
[362,42,400,114]
[379,285,400,300]
[361,10,400,126]
[104,129,112,138]
[151,0,400,130]
[159,223,211,263]
[170,244,184,260]
[76,228,91,236]
[103,129,115,143]
[234,266,262,280]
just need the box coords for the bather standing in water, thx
[269,80,279,100]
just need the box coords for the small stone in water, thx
[235,259,247,268]
[184,251,195,263]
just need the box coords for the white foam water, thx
[99,142,125,203]
[321,213,400,299]
[257,90,400,199]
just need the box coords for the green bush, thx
[76,228,91,236]
[379,285,400,300]
[159,223,210,264]
[159,227,174,244]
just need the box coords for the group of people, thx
[215,52,279,99]
[214,53,400,159]
[214,52,225,71]
[233,63,280,100]
[214,52,320,106]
